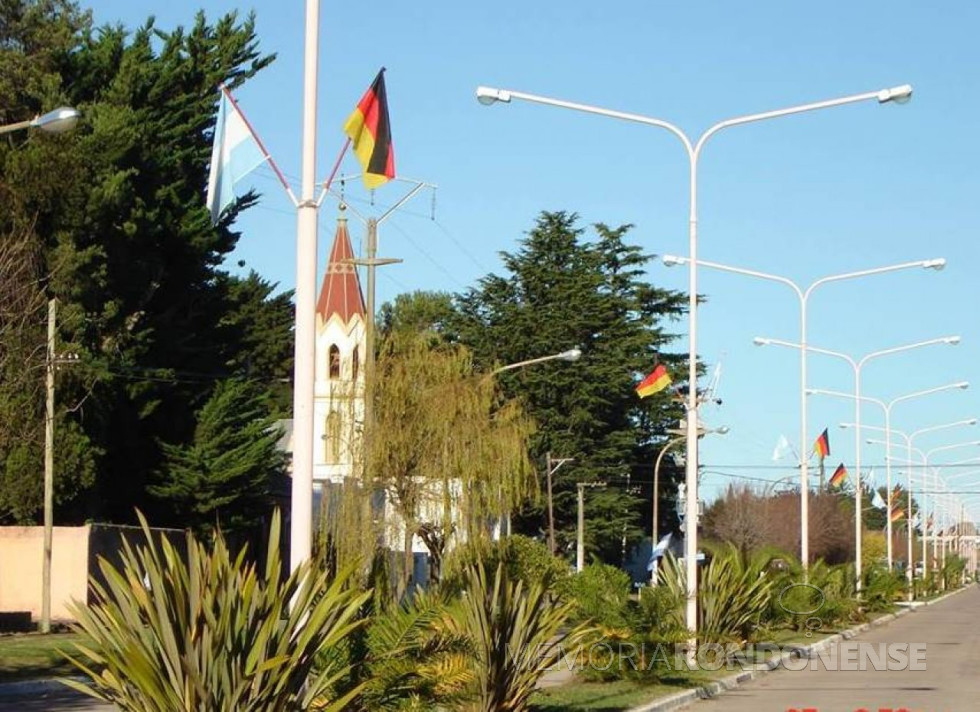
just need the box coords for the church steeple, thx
[316,208,365,325]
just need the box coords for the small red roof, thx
[316,216,365,323]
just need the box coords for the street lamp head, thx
[559,347,582,362]
[662,254,686,267]
[969,419,979,426]
[921,258,946,271]
[944,336,961,345]
[30,107,80,134]
[753,337,770,346]
[714,426,730,435]
[957,381,970,390]
[877,84,913,105]
[476,86,511,106]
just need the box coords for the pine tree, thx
[450,211,687,563]
[149,379,286,536]
[1,3,291,524]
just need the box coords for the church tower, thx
[313,209,365,484]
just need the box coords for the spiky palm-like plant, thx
[661,546,775,645]
[360,589,475,710]
[64,511,369,712]
[448,564,591,712]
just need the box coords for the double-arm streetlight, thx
[754,335,959,589]
[476,80,912,649]
[808,381,969,570]
[863,427,976,597]
[661,257,946,571]
[851,423,976,584]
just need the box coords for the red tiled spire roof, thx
[316,214,365,323]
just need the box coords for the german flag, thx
[636,364,671,398]
[890,507,905,523]
[829,463,847,488]
[813,428,830,459]
[344,69,395,189]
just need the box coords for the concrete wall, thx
[0,525,90,622]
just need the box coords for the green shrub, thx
[558,563,635,629]
[863,564,905,611]
[64,511,368,712]
[440,534,570,595]
[942,555,966,590]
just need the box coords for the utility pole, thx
[576,481,605,572]
[545,452,573,555]
[40,298,78,633]
[41,298,55,633]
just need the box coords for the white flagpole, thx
[290,0,320,573]
[220,85,299,207]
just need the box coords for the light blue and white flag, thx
[871,489,887,511]
[206,88,267,224]
[647,533,673,570]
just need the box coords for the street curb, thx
[626,584,972,712]
[0,675,83,698]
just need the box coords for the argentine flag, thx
[206,89,266,224]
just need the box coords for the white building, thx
[294,211,434,576]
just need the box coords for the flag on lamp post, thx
[206,87,267,224]
[344,69,396,189]
[813,428,830,459]
[871,489,887,511]
[829,463,848,488]
[636,364,671,398]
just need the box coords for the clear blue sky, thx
[89,1,980,516]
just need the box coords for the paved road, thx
[690,585,980,712]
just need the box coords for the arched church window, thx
[329,344,341,379]
[325,411,341,463]
[352,347,360,380]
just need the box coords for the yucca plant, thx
[64,510,369,712]
[447,563,591,712]
[661,546,774,645]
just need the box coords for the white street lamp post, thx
[755,335,956,590]
[476,80,912,650]
[807,381,968,569]
[753,336,960,593]
[863,425,976,598]
[663,258,945,572]
[850,423,976,588]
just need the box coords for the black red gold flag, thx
[344,69,395,189]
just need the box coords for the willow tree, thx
[365,331,536,594]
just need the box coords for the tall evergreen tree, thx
[1,2,293,524]
[149,379,286,537]
[451,211,687,563]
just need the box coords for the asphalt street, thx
[689,585,980,712]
